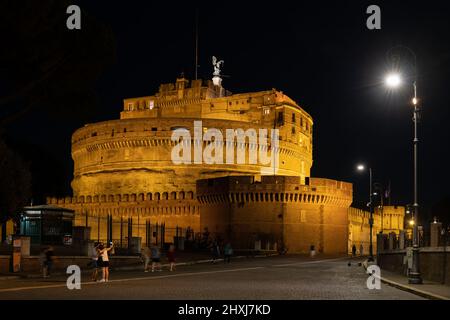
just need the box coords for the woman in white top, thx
[98,242,114,282]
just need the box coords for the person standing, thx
[167,244,176,271]
[359,243,364,256]
[98,242,114,282]
[352,244,357,257]
[44,246,54,278]
[151,244,162,272]
[90,242,100,281]
[310,245,316,258]
[210,239,220,264]
[141,246,151,272]
[223,242,233,263]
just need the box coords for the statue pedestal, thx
[212,76,222,87]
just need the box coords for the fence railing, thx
[377,229,450,253]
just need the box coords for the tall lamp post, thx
[385,46,422,284]
[357,164,374,262]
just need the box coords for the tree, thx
[0,0,116,125]
[0,138,31,223]
[0,1,116,213]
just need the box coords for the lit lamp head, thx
[385,73,402,88]
[356,164,365,172]
[409,219,415,226]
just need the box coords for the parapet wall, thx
[348,206,405,254]
[197,176,352,207]
[197,176,353,254]
[47,190,195,205]
[46,193,201,244]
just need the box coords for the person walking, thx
[359,243,364,257]
[167,244,176,271]
[141,246,151,272]
[352,244,357,257]
[43,246,54,278]
[98,242,114,282]
[223,242,233,263]
[210,239,220,264]
[151,244,162,272]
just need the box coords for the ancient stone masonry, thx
[348,206,405,254]
[70,77,313,198]
[197,176,353,254]
[46,76,403,252]
[46,192,200,244]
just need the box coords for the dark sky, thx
[2,1,450,223]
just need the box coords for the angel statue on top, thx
[212,56,224,77]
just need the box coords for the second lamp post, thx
[357,164,375,262]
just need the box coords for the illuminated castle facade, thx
[46,76,403,254]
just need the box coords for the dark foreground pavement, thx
[0,255,424,300]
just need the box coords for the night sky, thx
[2,1,450,224]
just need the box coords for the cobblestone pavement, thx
[0,255,424,300]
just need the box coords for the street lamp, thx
[385,73,402,88]
[385,46,422,284]
[357,164,374,261]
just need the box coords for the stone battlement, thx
[197,176,352,207]
[46,191,195,205]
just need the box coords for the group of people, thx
[141,244,176,272]
[351,244,365,257]
[90,242,114,282]
[42,239,234,281]
[209,239,233,264]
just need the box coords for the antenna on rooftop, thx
[194,9,199,80]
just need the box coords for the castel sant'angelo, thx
[47,60,404,254]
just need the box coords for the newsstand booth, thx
[19,205,74,245]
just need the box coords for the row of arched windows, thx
[53,191,195,205]
[197,192,338,205]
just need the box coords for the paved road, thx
[0,255,424,300]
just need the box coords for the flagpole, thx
[384,180,391,206]
[388,180,391,206]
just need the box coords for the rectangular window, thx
[292,113,296,123]
[263,108,270,115]
[149,100,154,110]
[277,112,284,126]
[127,103,133,111]
[292,126,296,135]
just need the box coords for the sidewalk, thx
[0,251,278,280]
[380,269,450,300]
